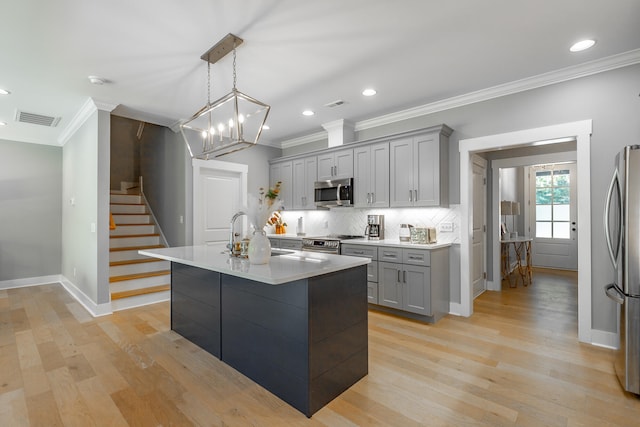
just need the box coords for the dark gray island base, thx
[171,261,368,417]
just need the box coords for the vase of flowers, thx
[246,182,284,264]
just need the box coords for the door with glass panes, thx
[529,164,578,270]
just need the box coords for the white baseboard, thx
[449,302,464,316]
[58,276,113,317]
[590,329,619,350]
[0,274,62,290]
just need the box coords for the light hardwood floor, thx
[2,269,639,426]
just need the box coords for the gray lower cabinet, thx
[341,244,378,304]
[377,246,449,322]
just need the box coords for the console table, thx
[500,237,533,287]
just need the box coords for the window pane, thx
[536,171,552,187]
[554,204,570,221]
[536,188,552,204]
[554,222,570,239]
[553,170,570,186]
[553,187,570,204]
[536,205,552,220]
[537,222,552,238]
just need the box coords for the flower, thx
[246,182,284,232]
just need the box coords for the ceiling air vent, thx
[15,110,61,127]
[323,99,346,108]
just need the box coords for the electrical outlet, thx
[179,215,184,224]
[440,222,453,232]
[323,221,329,229]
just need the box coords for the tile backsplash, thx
[274,205,461,244]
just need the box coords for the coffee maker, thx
[365,215,384,240]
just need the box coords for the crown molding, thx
[280,131,327,149]
[279,49,640,148]
[57,98,118,146]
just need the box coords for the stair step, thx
[110,203,147,214]
[109,270,170,283]
[110,234,160,248]
[109,259,170,277]
[110,194,142,204]
[110,244,164,252]
[110,258,162,267]
[111,284,170,301]
[110,272,171,294]
[110,224,156,236]
[112,214,151,225]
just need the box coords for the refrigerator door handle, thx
[605,283,625,305]
[604,169,621,268]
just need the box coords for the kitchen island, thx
[139,245,370,417]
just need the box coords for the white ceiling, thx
[1,0,640,148]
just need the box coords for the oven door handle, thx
[336,184,342,204]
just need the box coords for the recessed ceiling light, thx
[302,110,315,116]
[362,88,377,97]
[0,88,10,95]
[88,75,106,85]
[0,121,6,126]
[262,124,270,130]
[570,39,596,52]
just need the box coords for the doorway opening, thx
[459,120,593,344]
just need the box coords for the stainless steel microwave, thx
[314,178,354,208]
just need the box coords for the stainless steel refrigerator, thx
[604,144,640,395]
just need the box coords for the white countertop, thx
[267,234,452,249]
[139,244,370,285]
[338,238,451,250]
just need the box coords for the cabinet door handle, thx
[403,270,407,283]
[354,251,364,255]
[371,192,375,204]
[367,192,371,204]
[397,270,402,283]
[414,189,418,202]
[409,190,413,202]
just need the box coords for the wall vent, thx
[323,99,346,108]
[15,110,61,127]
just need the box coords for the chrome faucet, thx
[227,211,247,253]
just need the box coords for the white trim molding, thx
[58,98,117,146]
[59,275,113,317]
[459,120,593,344]
[0,275,62,290]
[279,49,639,150]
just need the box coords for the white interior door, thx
[472,155,487,298]
[193,159,247,246]
[529,163,578,270]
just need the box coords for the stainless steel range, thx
[301,235,363,254]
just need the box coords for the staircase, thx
[109,191,170,311]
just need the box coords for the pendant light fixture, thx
[180,33,270,159]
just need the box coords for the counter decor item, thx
[247,181,284,264]
[410,227,437,244]
[399,224,413,242]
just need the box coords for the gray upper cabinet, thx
[269,161,293,210]
[292,156,317,210]
[389,126,451,207]
[317,148,353,180]
[354,142,389,208]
